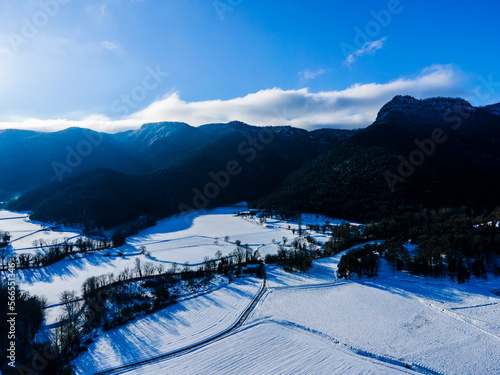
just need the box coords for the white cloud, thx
[299,68,326,81]
[344,37,387,67]
[0,65,468,133]
[101,40,118,51]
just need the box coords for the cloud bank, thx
[0,65,467,133]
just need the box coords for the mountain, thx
[7,96,500,229]
[0,127,148,194]
[254,96,500,221]
[7,123,353,228]
[0,121,353,196]
[110,122,223,170]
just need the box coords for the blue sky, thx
[0,0,499,131]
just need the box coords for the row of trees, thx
[0,214,156,272]
[52,251,247,372]
[0,281,48,375]
[264,207,500,283]
[323,223,363,256]
[265,237,317,272]
[0,237,112,270]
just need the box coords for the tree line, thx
[0,237,112,271]
[264,207,500,283]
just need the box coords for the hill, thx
[254,96,500,221]
[8,123,352,228]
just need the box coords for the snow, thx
[124,207,356,264]
[117,322,413,375]
[249,282,500,374]
[0,210,83,254]
[11,205,291,307]
[15,251,152,306]
[7,205,352,309]
[2,207,499,374]
[248,257,500,375]
[77,255,499,374]
[73,277,262,375]
[125,207,293,262]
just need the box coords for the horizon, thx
[0,93,498,135]
[0,1,499,132]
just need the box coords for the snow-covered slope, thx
[4,206,499,374]
[0,210,82,253]
[13,205,344,309]
[118,322,414,375]
[73,277,262,375]
[71,253,500,375]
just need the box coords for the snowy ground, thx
[2,206,499,374]
[71,254,500,375]
[118,322,414,375]
[87,260,499,374]
[249,281,500,374]
[0,210,83,254]
[73,277,262,375]
[124,205,333,264]
[249,253,500,375]
[11,205,339,311]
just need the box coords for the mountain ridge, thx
[0,121,354,195]
[4,95,500,228]
[7,122,353,227]
[254,95,500,221]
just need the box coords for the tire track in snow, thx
[94,276,267,375]
[417,297,500,342]
[241,318,441,375]
[268,280,347,291]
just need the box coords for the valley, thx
[1,206,498,374]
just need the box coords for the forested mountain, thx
[7,123,352,228]
[255,96,500,221]
[5,96,500,229]
[0,127,147,193]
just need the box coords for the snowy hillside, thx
[0,210,83,254]
[71,250,500,375]
[2,206,499,374]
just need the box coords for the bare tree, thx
[143,262,155,276]
[234,246,245,265]
[134,258,142,278]
[156,263,165,275]
[60,290,82,331]
[170,262,178,274]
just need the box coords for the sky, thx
[0,0,499,132]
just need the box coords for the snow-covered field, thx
[0,210,82,254]
[125,205,336,264]
[2,206,499,374]
[249,280,500,374]
[71,255,500,375]
[11,205,337,309]
[119,322,414,375]
[73,277,262,375]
